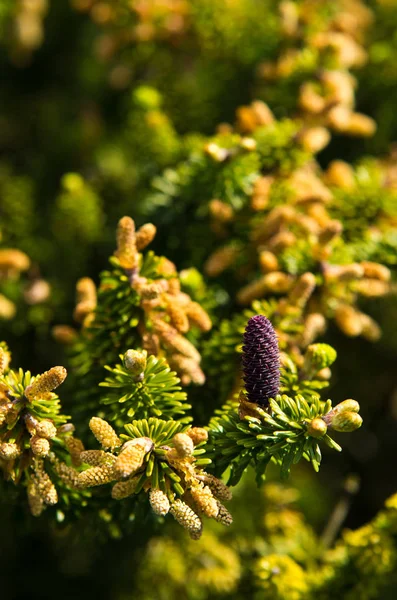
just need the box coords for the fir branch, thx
[99,351,192,424]
[207,392,361,486]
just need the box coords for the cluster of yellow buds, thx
[258,0,375,141]
[320,399,363,433]
[101,216,211,385]
[0,352,82,514]
[76,417,232,539]
[164,431,233,538]
[306,399,362,440]
[225,165,391,349]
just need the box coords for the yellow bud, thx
[299,82,326,114]
[330,411,363,432]
[187,428,208,445]
[149,488,171,515]
[166,303,190,333]
[30,435,50,457]
[266,231,296,253]
[0,441,22,459]
[307,203,331,227]
[111,477,139,499]
[325,160,355,189]
[25,366,67,400]
[32,461,58,505]
[280,0,299,35]
[114,216,138,269]
[170,499,202,535]
[322,70,355,106]
[259,251,279,273]
[347,113,376,137]
[253,205,296,243]
[334,305,363,337]
[52,459,79,487]
[356,279,390,297]
[317,367,332,380]
[325,264,364,282]
[251,176,273,211]
[361,262,391,282]
[327,105,352,132]
[123,349,147,379]
[114,438,153,478]
[251,101,274,126]
[333,399,360,415]
[80,449,111,466]
[185,302,212,332]
[27,480,44,516]
[154,321,201,362]
[299,127,331,153]
[35,420,57,439]
[134,279,167,300]
[307,418,327,438]
[77,464,116,488]
[89,417,120,450]
[237,278,268,305]
[263,271,293,293]
[172,433,194,458]
[318,220,343,246]
[135,223,157,251]
[190,485,219,518]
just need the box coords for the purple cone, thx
[242,315,280,407]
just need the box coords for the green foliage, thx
[100,353,192,424]
[0,367,68,426]
[121,417,191,498]
[207,394,343,486]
